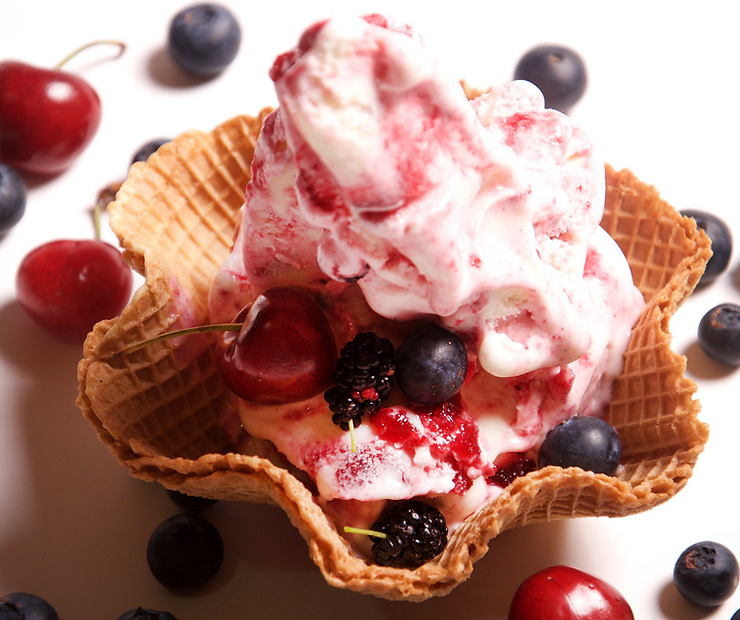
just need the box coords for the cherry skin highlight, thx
[216,287,337,404]
[0,60,101,175]
[508,565,634,620]
[16,239,133,344]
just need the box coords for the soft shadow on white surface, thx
[659,580,715,620]
[730,263,740,294]
[0,294,570,618]
[682,340,739,382]
[147,46,218,89]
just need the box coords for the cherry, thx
[216,287,338,404]
[16,239,133,344]
[508,565,634,620]
[0,41,124,176]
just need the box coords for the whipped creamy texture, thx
[209,14,645,536]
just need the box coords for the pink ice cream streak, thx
[208,14,645,532]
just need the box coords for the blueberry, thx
[168,3,241,76]
[673,541,740,607]
[732,609,740,620]
[146,513,224,590]
[131,139,171,166]
[116,609,178,620]
[697,303,740,365]
[166,488,218,511]
[513,45,587,113]
[681,210,732,284]
[0,163,27,234]
[395,325,467,405]
[0,592,59,620]
[538,416,621,475]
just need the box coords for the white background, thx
[1,1,740,618]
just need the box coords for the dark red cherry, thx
[0,42,123,176]
[216,287,337,404]
[0,59,100,175]
[16,239,133,344]
[508,565,634,620]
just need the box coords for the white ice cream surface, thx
[208,15,645,535]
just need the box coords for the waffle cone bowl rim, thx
[76,107,711,601]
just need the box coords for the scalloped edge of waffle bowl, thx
[77,111,711,601]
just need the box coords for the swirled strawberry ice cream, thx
[208,14,644,538]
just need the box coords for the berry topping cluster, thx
[325,324,470,432]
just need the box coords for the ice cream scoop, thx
[206,14,646,533]
[211,15,639,381]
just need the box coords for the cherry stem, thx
[349,418,357,453]
[93,200,101,240]
[110,323,241,359]
[343,526,386,539]
[55,40,127,70]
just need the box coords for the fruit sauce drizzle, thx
[208,283,580,558]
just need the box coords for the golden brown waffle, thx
[77,108,711,601]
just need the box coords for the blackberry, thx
[324,332,395,430]
[370,501,448,568]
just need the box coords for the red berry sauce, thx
[370,395,494,494]
[489,452,536,488]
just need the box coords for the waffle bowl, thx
[76,107,711,601]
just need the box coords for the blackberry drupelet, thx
[324,332,395,430]
[370,501,448,568]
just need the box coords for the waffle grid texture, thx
[77,109,711,600]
